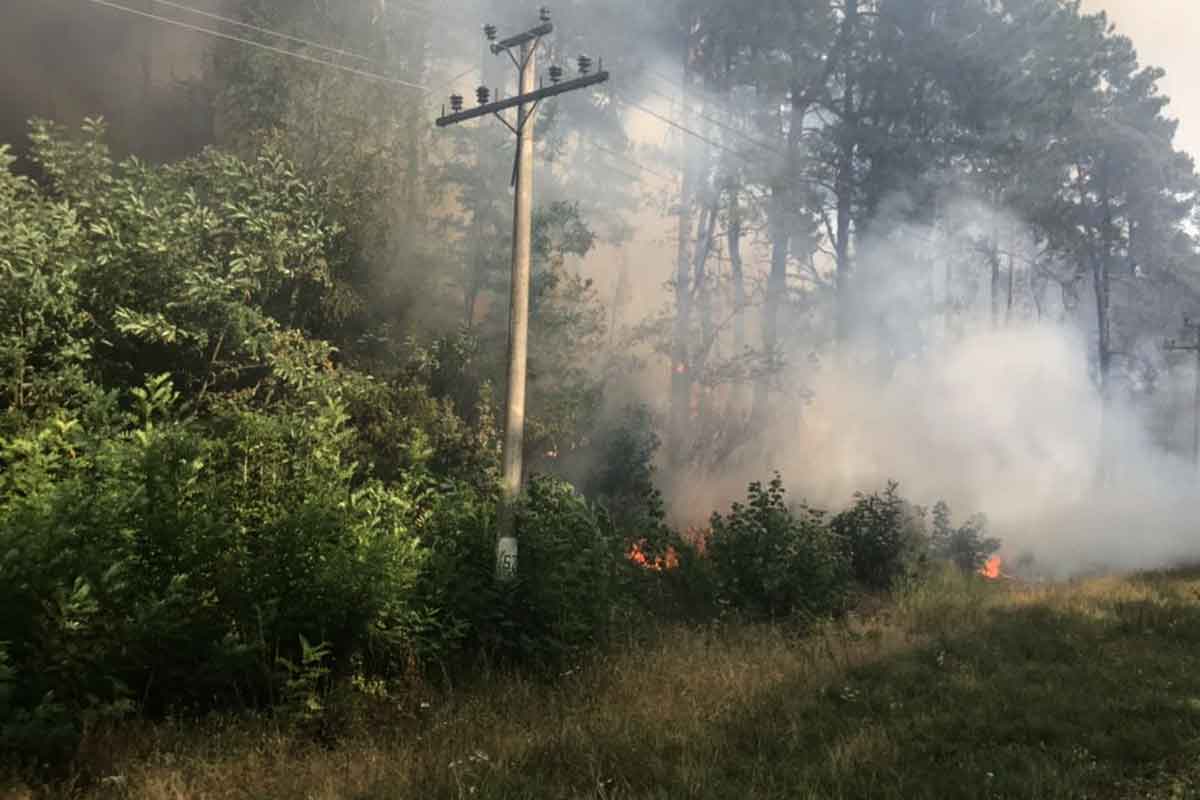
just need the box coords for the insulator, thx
[483,24,498,41]
[476,85,490,105]
[577,55,592,75]
[548,65,563,84]
[450,94,464,113]
[539,6,551,22]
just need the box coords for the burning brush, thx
[979,556,1006,580]
[627,540,680,572]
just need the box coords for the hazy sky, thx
[1083,0,1200,160]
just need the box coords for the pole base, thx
[496,536,518,581]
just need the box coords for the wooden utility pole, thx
[436,8,609,580]
[1166,315,1200,467]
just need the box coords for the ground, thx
[10,567,1200,799]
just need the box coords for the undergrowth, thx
[9,567,1200,799]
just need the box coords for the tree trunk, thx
[1093,257,1113,398]
[1006,251,1016,325]
[670,181,695,463]
[693,194,719,423]
[727,184,746,358]
[1094,175,1116,484]
[753,185,789,422]
[610,250,631,345]
[988,239,1002,329]
[835,154,853,342]
[834,0,859,345]
[669,38,699,465]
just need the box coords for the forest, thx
[4,0,1200,797]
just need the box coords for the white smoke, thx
[659,191,1200,578]
[785,323,1200,576]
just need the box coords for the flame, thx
[980,556,1002,580]
[626,528,711,571]
[627,540,680,572]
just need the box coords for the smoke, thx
[783,324,1200,577]
[656,194,1200,579]
[2,0,216,165]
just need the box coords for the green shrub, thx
[930,501,999,574]
[276,635,334,727]
[413,475,627,670]
[831,481,929,590]
[574,404,661,532]
[613,488,720,625]
[0,144,92,423]
[405,481,498,667]
[707,475,849,620]
[506,476,625,659]
[0,644,12,713]
[0,376,430,749]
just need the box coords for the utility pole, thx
[436,8,610,580]
[1166,314,1200,467]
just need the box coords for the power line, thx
[81,0,429,91]
[591,160,643,185]
[614,94,768,166]
[615,94,833,194]
[570,29,784,155]
[150,0,479,88]
[145,0,375,64]
[431,65,480,98]
[95,0,787,177]
[638,82,784,157]
[121,1,500,103]
[584,137,673,181]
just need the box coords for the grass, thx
[10,566,1200,799]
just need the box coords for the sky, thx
[1083,0,1200,160]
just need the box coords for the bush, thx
[0,376,430,754]
[413,475,626,671]
[930,501,999,574]
[831,481,929,590]
[575,404,661,532]
[707,475,849,620]
[614,489,720,625]
[507,476,626,659]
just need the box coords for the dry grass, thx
[9,566,1200,799]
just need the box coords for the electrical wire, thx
[80,0,429,91]
[97,0,507,104]
[614,94,768,165]
[145,0,376,64]
[592,161,644,185]
[90,0,793,182]
[615,94,834,195]
[638,83,785,157]
[431,65,480,98]
[583,138,673,181]
[573,29,786,156]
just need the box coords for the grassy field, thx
[10,566,1200,800]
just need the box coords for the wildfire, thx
[980,556,1002,580]
[627,540,680,572]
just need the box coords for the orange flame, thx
[627,540,680,572]
[980,556,1002,580]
